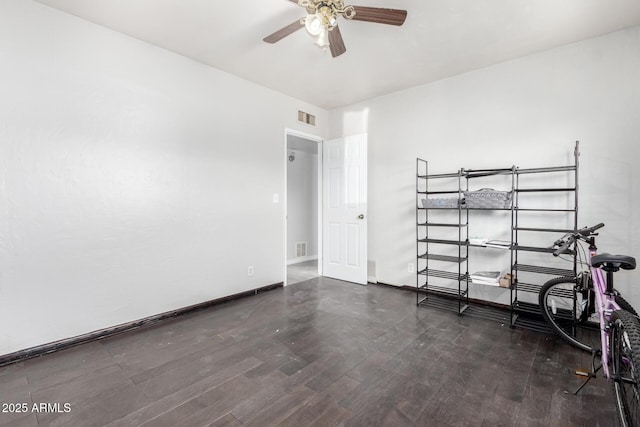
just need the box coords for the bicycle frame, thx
[543,224,640,425]
[590,246,621,379]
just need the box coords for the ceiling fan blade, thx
[328,25,346,58]
[350,6,407,26]
[263,19,304,43]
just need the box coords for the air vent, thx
[296,242,307,258]
[298,111,316,126]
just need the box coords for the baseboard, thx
[374,281,511,311]
[286,255,318,265]
[375,281,412,290]
[0,282,283,368]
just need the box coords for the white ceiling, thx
[34,0,640,109]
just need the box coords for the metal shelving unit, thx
[510,142,580,329]
[416,142,580,330]
[416,159,469,314]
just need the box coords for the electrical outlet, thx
[248,265,254,276]
[408,263,415,273]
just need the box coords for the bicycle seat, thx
[592,253,636,272]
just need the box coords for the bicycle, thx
[537,223,638,427]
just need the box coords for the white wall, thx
[330,26,640,307]
[286,149,319,263]
[0,0,327,355]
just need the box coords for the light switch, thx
[273,193,279,204]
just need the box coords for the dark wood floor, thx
[0,277,615,426]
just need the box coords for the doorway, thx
[286,132,322,285]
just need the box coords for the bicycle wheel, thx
[610,310,640,427]
[615,293,638,317]
[539,276,600,352]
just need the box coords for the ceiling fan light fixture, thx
[304,14,322,36]
[315,27,330,50]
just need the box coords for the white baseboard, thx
[287,255,318,265]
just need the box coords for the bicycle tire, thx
[539,277,638,353]
[614,293,638,317]
[539,276,599,352]
[610,310,640,427]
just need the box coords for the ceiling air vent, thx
[298,110,316,126]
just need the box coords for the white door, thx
[322,134,367,284]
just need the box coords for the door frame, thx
[284,128,323,286]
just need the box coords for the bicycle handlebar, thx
[551,223,605,257]
[578,222,604,236]
[553,241,574,257]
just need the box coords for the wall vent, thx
[296,242,307,258]
[298,110,316,126]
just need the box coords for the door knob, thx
[358,214,365,219]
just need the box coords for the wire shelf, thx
[514,227,575,233]
[516,282,542,294]
[418,238,465,245]
[418,269,469,281]
[513,300,542,315]
[419,284,468,297]
[513,263,574,276]
[513,245,554,253]
[512,316,553,334]
[516,187,576,193]
[418,253,467,263]
[417,295,469,314]
[418,222,468,228]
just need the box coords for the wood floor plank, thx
[242,385,315,427]
[228,370,289,423]
[277,375,360,426]
[480,394,521,427]
[277,393,338,427]
[0,374,28,397]
[105,356,262,427]
[42,381,152,427]
[209,413,242,427]
[307,399,352,427]
[30,364,127,408]
[134,345,258,401]
[2,413,38,427]
[343,392,410,427]
[109,332,231,378]
[165,374,259,427]
[24,343,118,392]
[390,377,438,421]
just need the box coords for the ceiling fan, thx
[263,0,407,58]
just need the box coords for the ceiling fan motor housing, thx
[299,0,356,27]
